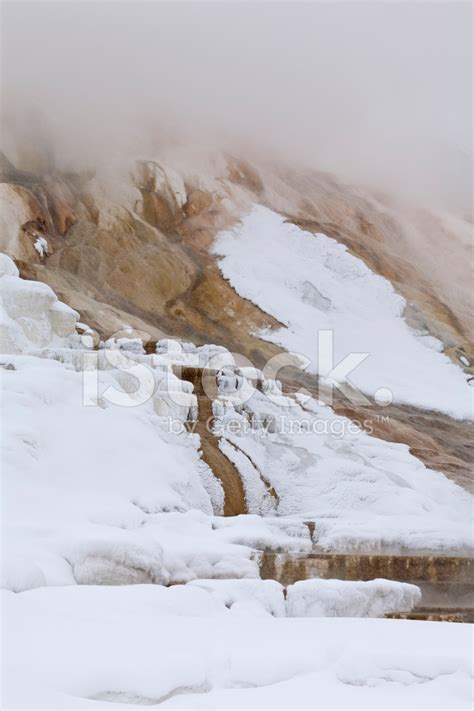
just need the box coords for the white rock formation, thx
[0,253,79,353]
[286,578,421,618]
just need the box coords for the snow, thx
[3,585,472,709]
[155,338,236,369]
[218,437,277,515]
[2,231,473,710]
[187,577,420,620]
[213,386,473,552]
[2,345,471,593]
[1,355,242,590]
[188,578,287,616]
[10,341,468,589]
[34,235,48,257]
[0,254,79,352]
[0,252,19,277]
[286,578,421,618]
[213,206,473,420]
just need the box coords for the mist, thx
[1,0,472,213]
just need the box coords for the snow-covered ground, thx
[2,254,472,710]
[213,206,473,419]
[1,254,472,594]
[3,585,471,709]
[214,386,473,552]
[3,347,472,593]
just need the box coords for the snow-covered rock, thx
[1,253,471,598]
[188,577,421,619]
[286,578,421,618]
[0,254,79,353]
[153,379,198,422]
[188,578,286,617]
[0,252,19,277]
[212,375,473,552]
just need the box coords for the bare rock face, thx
[183,188,213,218]
[0,152,79,262]
[132,160,186,232]
[0,152,281,362]
[0,183,54,261]
[42,176,78,236]
[227,156,264,194]
[1,149,471,365]
[49,207,197,317]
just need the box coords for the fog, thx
[1,1,472,212]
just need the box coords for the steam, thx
[2,1,472,213]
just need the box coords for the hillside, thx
[1,135,473,711]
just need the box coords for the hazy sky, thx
[2,1,472,210]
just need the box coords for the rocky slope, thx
[1,150,473,711]
[1,146,472,488]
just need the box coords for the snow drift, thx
[0,253,79,353]
[286,578,421,618]
[213,206,473,419]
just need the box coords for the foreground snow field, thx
[3,585,472,710]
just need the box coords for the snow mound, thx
[0,254,79,353]
[187,577,419,619]
[188,578,286,616]
[286,578,421,618]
